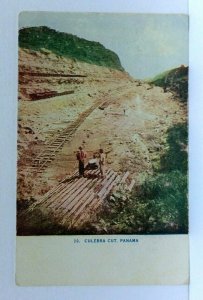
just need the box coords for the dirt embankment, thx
[17,48,187,201]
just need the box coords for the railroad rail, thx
[30,100,101,173]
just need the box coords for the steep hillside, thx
[19,26,124,71]
[18,44,187,197]
[150,65,188,102]
[17,29,188,235]
[18,48,131,101]
[18,46,134,165]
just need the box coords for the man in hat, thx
[76,146,86,177]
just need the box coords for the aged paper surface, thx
[16,235,189,286]
[16,12,189,286]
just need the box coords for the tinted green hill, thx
[19,26,124,71]
[150,65,188,102]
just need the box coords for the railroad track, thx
[27,84,136,174]
[30,100,101,173]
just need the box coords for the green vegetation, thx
[17,203,70,235]
[160,123,188,173]
[150,65,188,102]
[19,26,124,71]
[86,123,188,234]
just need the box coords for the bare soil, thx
[17,49,187,201]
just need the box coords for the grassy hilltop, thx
[19,26,124,71]
[150,65,188,102]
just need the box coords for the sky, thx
[19,12,188,79]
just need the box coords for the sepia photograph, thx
[17,12,188,236]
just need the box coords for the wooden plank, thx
[29,183,66,210]
[97,172,117,198]
[59,186,90,217]
[73,196,103,227]
[70,194,97,226]
[61,192,95,226]
[56,177,97,211]
[61,169,79,183]
[45,176,85,209]
[93,169,114,192]
[60,191,95,224]
[74,193,100,220]
[128,179,136,192]
[42,177,81,208]
[98,174,118,199]
[91,198,102,211]
[71,197,101,227]
[34,169,79,207]
[100,175,121,200]
[120,171,130,183]
[63,177,99,215]
[53,181,90,211]
[59,182,93,216]
[48,176,91,210]
[40,183,65,203]
[92,170,113,194]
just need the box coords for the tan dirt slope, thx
[17,48,187,200]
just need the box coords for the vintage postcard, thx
[16,12,189,286]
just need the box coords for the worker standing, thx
[76,146,86,177]
[99,148,105,178]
